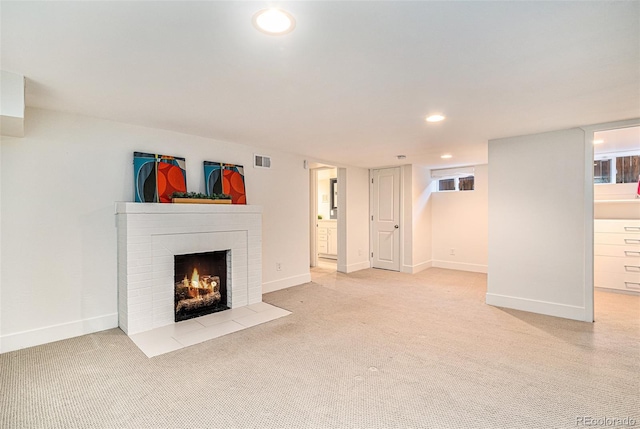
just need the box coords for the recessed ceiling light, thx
[426,114,445,123]
[441,154,452,159]
[593,139,604,144]
[252,8,296,35]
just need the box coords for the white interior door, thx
[371,167,401,271]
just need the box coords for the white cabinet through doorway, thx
[594,219,640,293]
[318,220,337,259]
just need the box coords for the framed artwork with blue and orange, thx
[134,152,187,203]
[204,161,246,204]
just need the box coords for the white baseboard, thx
[401,260,432,274]
[0,313,118,354]
[432,260,488,273]
[337,260,371,274]
[262,273,311,294]
[486,293,589,322]
[595,286,639,296]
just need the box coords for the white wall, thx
[0,70,25,137]
[0,108,310,352]
[0,70,24,118]
[401,165,414,272]
[399,165,433,274]
[258,153,311,293]
[337,166,370,273]
[432,164,488,273]
[594,183,639,219]
[412,166,433,272]
[595,183,637,200]
[487,128,592,322]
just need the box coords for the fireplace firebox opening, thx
[174,250,229,322]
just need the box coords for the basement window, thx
[438,178,455,191]
[593,152,640,185]
[459,176,475,191]
[616,155,640,184]
[432,167,475,192]
[593,159,611,184]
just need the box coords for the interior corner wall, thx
[487,128,592,322]
[400,165,433,274]
[257,151,311,294]
[0,108,310,353]
[337,166,370,273]
[401,165,414,273]
[411,165,433,273]
[432,164,488,273]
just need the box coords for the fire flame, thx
[175,267,222,315]
[180,268,218,299]
[191,268,199,288]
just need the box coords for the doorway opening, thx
[591,123,640,320]
[310,164,339,272]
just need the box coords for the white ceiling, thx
[594,126,640,155]
[2,1,639,169]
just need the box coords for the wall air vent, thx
[254,154,271,169]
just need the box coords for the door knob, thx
[394,225,399,229]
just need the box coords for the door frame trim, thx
[309,168,318,268]
[581,117,640,323]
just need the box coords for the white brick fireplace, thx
[116,203,262,335]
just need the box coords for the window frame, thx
[435,175,475,192]
[593,158,612,184]
[594,150,640,185]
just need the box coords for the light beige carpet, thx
[1,267,638,429]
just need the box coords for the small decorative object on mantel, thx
[204,161,247,204]
[170,192,232,204]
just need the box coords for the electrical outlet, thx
[358,249,363,256]
[449,248,456,256]
[276,262,282,271]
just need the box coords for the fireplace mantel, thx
[115,202,263,215]
[115,202,263,335]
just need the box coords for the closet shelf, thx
[594,199,640,204]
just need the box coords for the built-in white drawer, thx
[595,255,640,274]
[318,242,328,253]
[595,219,640,234]
[595,244,640,258]
[595,270,640,292]
[318,227,328,235]
[595,233,640,246]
